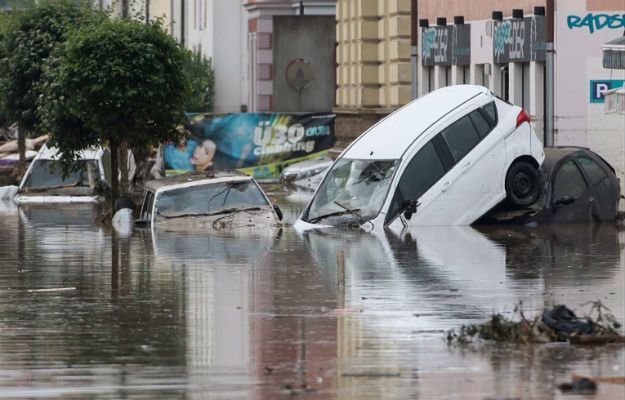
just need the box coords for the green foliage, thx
[0,0,106,132]
[183,49,215,113]
[38,18,188,165]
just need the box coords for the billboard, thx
[164,112,336,180]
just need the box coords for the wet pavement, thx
[0,188,623,399]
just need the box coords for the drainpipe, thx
[411,0,418,99]
[545,0,555,147]
[121,0,129,18]
[181,0,186,46]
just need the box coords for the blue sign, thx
[590,80,624,103]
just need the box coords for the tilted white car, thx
[295,85,545,230]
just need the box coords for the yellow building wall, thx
[336,0,411,110]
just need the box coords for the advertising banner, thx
[164,112,336,180]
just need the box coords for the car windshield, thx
[23,159,101,191]
[155,180,270,219]
[305,158,399,224]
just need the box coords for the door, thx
[550,160,593,223]
[417,107,506,225]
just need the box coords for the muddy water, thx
[0,191,623,399]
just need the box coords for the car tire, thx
[505,161,540,208]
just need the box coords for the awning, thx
[604,86,625,115]
[603,36,625,70]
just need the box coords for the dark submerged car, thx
[479,147,621,225]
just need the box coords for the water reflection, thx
[0,201,622,398]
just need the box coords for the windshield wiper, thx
[333,200,362,218]
[159,207,263,219]
[207,206,262,216]
[308,207,362,224]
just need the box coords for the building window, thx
[428,67,435,93]
[501,65,509,102]
[522,63,530,112]
[462,66,470,84]
[194,0,206,31]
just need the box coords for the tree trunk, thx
[17,128,25,170]
[119,138,129,196]
[110,138,119,210]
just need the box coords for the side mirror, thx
[555,196,575,206]
[273,204,283,221]
[403,200,419,220]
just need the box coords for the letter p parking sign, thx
[590,80,625,103]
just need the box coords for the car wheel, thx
[505,161,540,208]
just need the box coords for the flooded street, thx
[0,189,623,399]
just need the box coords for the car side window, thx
[553,160,588,201]
[440,115,481,162]
[481,101,498,126]
[469,110,493,139]
[385,141,446,223]
[576,156,608,187]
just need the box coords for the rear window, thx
[577,156,608,187]
[482,101,498,126]
[553,160,588,200]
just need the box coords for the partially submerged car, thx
[138,170,283,231]
[478,147,621,225]
[14,144,135,204]
[295,85,545,230]
[280,155,333,190]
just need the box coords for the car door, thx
[550,159,594,223]
[384,139,449,227]
[424,107,507,225]
[575,154,617,221]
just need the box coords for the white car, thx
[295,85,545,230]
[137,170,283,231]
[14,144,135,204]
[280,155,334,190]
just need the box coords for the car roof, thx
[37,144,104,160]
[342,85,492,160]
[542,146,590,173]
[144,170,252,192]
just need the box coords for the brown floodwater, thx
[0,190,623,399]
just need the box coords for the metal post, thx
[411,0,419,99]
[545,0,555,147]
[545,42,554,147]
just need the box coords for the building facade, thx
[244,0,336,112]
[334,0,412,142]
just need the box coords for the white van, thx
[15,144,135,204]
[295,85,545,229]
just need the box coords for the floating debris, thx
[446,301,624,345]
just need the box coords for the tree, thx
[0,0,105,171]
[38,18,188,207]
[183,50,215,113]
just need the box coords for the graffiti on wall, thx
[493,16,545,64]
[422,25,470,66]
[421,26,453,66]
[567,13,625,34]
